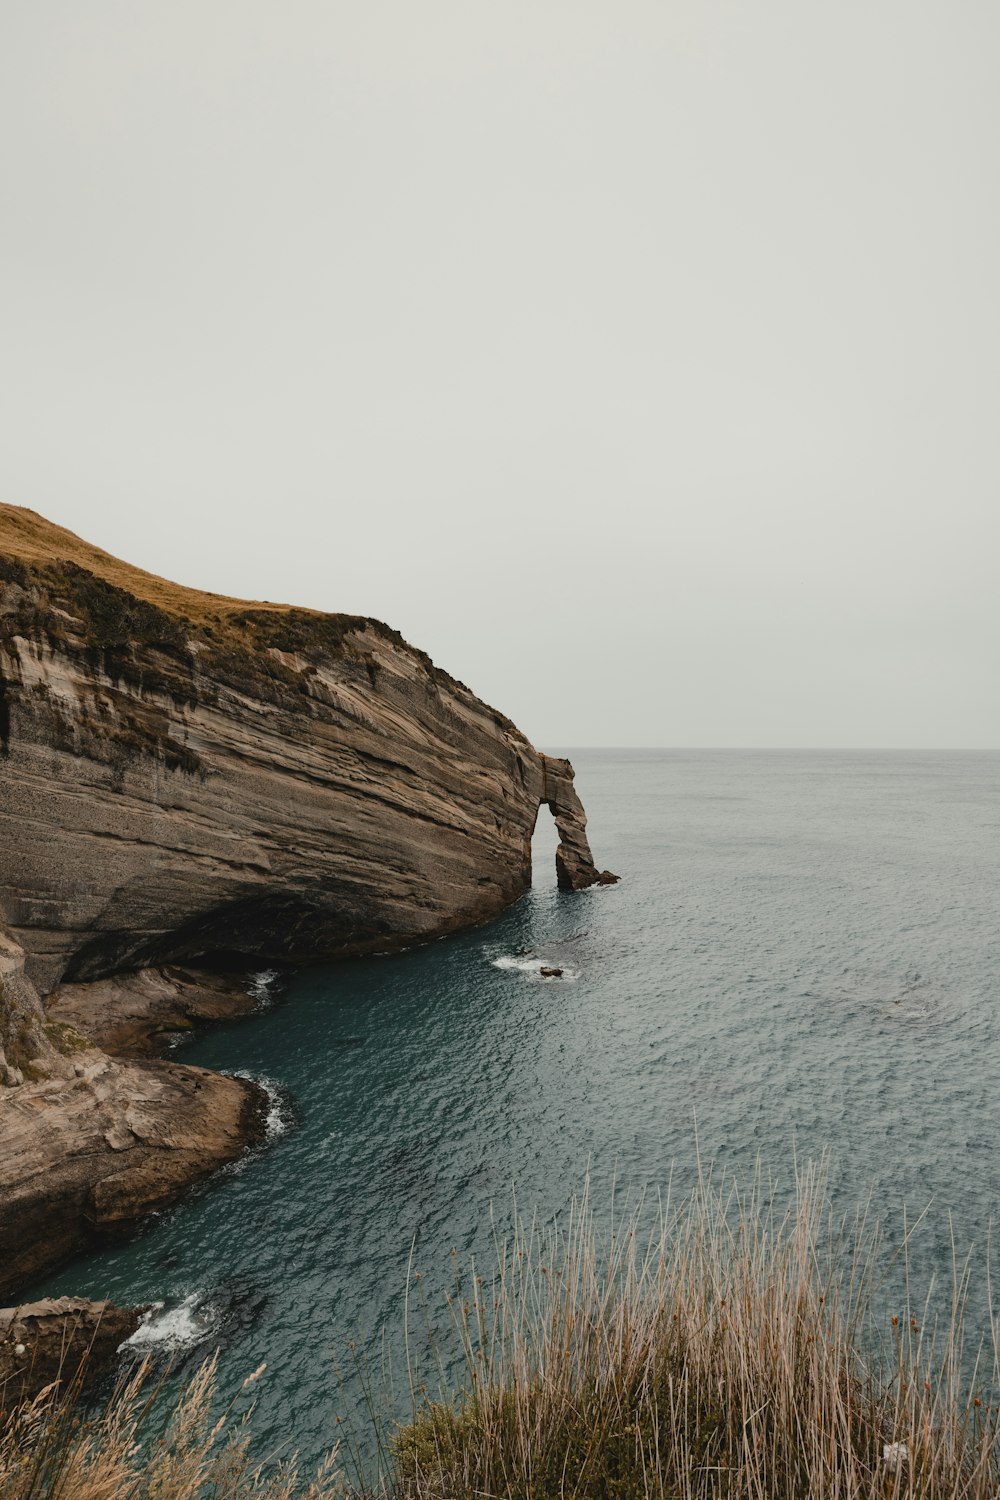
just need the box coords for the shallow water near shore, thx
[26,749,1000,1472]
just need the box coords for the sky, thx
[1,2,997,749]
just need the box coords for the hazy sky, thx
[2,3,997,748]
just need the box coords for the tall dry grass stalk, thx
[0,1352,342,1500]
[392,1163,1000,1499]
[3,1163,997,1498]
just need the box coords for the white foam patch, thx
[492,955,546,973]
[247,968,280,1009]
[123,1293,214,1353]
[230,1072,290,1140]
[490,955,578,981]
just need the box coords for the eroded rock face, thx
[0,928,267,1299]
[0,1297,148,1405]
[0,1005,267,1299]
[0,504,615,1298]
[0,505,614,998]
[47,965,265,1060]
[540,756,621,892]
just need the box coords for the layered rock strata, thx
[0,503,616,1297]
[540,754,621,893]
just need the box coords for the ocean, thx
[26,749,1000,1473]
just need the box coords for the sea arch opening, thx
[530,797,562,886]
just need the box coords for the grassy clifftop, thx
[0,503,306,628]
[0,503,429,670]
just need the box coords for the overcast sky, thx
[2,3,997,748]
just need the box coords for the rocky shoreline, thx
[46,964,267,1061]
[0,943,270,1302]
[0,957,271,1403]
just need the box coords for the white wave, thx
[230,1071,290,1140]
[490,955,577,981]
[492,955,546,973]
[247,968,280,1009]
[123,1293,214,1353]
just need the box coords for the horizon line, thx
[538,744,1000,753]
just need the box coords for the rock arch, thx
[538,754,619,891]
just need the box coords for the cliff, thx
[0,504,616,1295]
[0,924,269,1297]
[0,504,614,993]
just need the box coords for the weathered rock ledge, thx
[47,964,265,1061]
[0,1297,149,1407]
[0,503,617,1300]
[0,1051,267,1298]
[0,929,268,1300]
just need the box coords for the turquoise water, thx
[26,750,1000,1471]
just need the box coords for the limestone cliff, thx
[0,503,616,1295]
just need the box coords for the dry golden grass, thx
[0,1353,342,1500]
[390,1166,1000,1499]
[3,1168,997,1498]
[0,503,311,627]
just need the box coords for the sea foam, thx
[123,1292,214,1353]
[247,969,281,1010]
[491,955,577,981]
[226,1071,291,1141]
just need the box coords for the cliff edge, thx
[0,504,616,1295]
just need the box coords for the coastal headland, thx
[0,503,616,1353]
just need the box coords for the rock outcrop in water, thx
[0,1297,148,1403]
[0,503,616,1295]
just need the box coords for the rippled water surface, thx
[29,750,1000,1470]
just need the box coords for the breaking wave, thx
[247,969,281,1010]
[490,955,578,981]
[122,1292,214,1354]
[230,1072,291,1140]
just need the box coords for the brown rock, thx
[541,756,620,891]
[0,1297,148,1407]
[0,505,616,995]
[0,1044,266,1299]
[0,929,267,1297]
[0,504,616,1299]
[47,965,263,1060]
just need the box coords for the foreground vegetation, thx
[3,1166,998,1498]
[0,1356,341,1500]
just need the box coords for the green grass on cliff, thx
[2,1167,998,1499]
